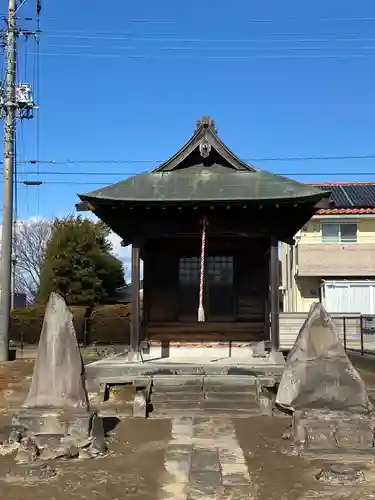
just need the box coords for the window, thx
[321,223,358,243]
[179,256,234,284]
[179,257,200,284]
[207,256,234,284]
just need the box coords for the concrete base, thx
[138,342,283,364]
[12,408,95,437]
[85,344,286,385]
[125,350,143,363]
[293,409,375,452]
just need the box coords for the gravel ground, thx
[1,360,375,499]
[235,417,322,500]
[0,419,171,500]
[0,361,171,500]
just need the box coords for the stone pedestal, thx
[125,350,143,363]
[293,409,375,451]
[12,408,96,437]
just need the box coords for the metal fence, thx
[10,312,375,358]
[280,312,375,355]
[356,315,375,354]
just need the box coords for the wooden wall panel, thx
[143,236,269,342]
[146,239,178,322]
[235,242,269,339]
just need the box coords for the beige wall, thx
[298,217,375,244]
[281,215,375,312]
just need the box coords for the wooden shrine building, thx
[77,117,330,355]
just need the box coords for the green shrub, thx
[89,304,131,345]
[10,305,90,345]
[37,216,125,305]
[10,305,45,344]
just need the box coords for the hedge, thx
[10,304,131,345]
[10,305,46,344]
[88,304,131,345]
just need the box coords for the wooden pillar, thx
[269,236,280,351]
[130,242,141,356]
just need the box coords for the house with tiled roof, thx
[281,182,375,314]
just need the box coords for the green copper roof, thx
[80,165,328,204]
[78,116,329,206]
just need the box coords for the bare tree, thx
[12,219,52,302]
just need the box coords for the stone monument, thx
[276,302,374,453]
[13,293,93,437]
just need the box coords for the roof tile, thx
[309,182,375,210]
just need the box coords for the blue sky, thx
[3,0,375,225]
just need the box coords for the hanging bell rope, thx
[198,216,207,322]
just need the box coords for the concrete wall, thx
[281,216,375,312]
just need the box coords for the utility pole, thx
[0,0,17,361]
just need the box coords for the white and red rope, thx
[198,216,207,322]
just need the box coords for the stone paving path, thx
[159,417,255,500]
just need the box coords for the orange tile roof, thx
[308,181,375,215]
[317,208,375,215]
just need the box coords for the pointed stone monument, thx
[276,302,374,452]
[13,293,92,436]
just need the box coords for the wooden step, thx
[146,321,265,332]
[146,332,265,342]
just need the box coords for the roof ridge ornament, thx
[199,137,211,159]
[196,115,217,133]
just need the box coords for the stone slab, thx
[5,463,59,484]
[151,408,259,419]
[152,375,204,388]
[152,392,204,402]
[203,376,258,386]
[33,434,64,450]
[293,410,375,451]
[13,408,94,437]
[89,414,107,454]
[204,391,257,400]
[258,394,274,416]
[335,422,374,449]
[202,409,259,418]
[219,448,247,465]
[165,444,192,461]
[190,448,220,471]
[85,363,284,381]
[151,409,207,418]
[96,402,133,417]
[133,390,147,418]
[154,401,205,411]
[188,470,222,498]
[299,449,375,462]
[201,401,259,411]
[154,386,204,395]
[221,462,251,485]
[222,485,255,500]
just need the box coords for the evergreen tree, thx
[37,216,125,305]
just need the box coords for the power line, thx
[33,31,375,61]
[15,16,375,25]
[40,44,375,55]
[10,177,375,186]
[10,171,375,177]
[44,42,375,49]
[20,51,375,61]
[41,33,375,43]
[6,172,375,186]
[6,154,375,164]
